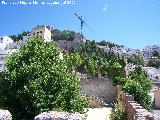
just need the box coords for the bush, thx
[110,103,127,120]
[112,77,128,86]
[0,37,88,120]
[123,80,152,111]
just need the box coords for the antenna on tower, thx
[75,12,94,41]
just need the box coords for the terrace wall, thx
[116,85,160,120]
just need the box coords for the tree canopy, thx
[152,50,160,58]
[51,29,76,41]
[148,59,160,68]
[127,55,144,66]
[0,37,88,120]
[79,40,125,78]
[113,66,152,111]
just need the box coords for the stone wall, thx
[116,85,160,120]
[80,78,117,104]
[0,109,12,120]
[34,111,86,120]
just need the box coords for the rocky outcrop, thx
[0,109,12,120]
[34,111,86,120]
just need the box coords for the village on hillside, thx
[0,25,160,120]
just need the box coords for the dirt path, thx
[85,107,112,120]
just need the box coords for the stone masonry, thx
[80,78,117,104]
[116,85,160,120]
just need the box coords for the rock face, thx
[34,111,86,120]
[0,109,12,120]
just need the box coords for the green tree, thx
[123,80,152,111]
[152,50,160,58]
[124,66,152,111]
[113,66,152,111]
[0,37,88,120]
[64,52,83,74]
[9,31,30,42]
[148,59,160,68]
[127,55,144,66]
[51,29,61,41]
[97,40,124,49]
[86,56,97,76]
[129,66,152,92]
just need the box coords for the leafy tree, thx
[148,59,160,68]
[64,52,83,74]
[152,50,160,57]
[107,61,122,78]
[124,66,152,111]
[129,66,152,93]
[0,37,88,120]
[9,31,30,42]
[86,56,97,76]
[112,77,128,86]
[97,40,124,49]
[80,40,124,78]
[113,66,152,111]
[51,29,76,41]
[123,80,152,111]
[51,29,61,41]
[127,55,144,66]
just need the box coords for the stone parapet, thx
[116,85,160,120]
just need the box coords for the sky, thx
[0,0,160,49]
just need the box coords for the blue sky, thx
[0,0,160,49]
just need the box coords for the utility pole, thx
[75,12,94,41]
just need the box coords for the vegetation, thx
[113,66,152,111]
[124,80,152,111]
[64,52,83,73]
[79,40,125,78]
[97,40,124,48]
[152,50,160,58]
[9,31,30,42]
[127,55,145,66]
[148,59,160,68]
[110,103,127,120]
[51,29,76,41]
[0,37,88,120]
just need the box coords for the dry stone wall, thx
[80,78,117,104]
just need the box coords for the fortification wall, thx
[80,78,117,104]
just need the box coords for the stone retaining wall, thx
[80,78,116,104]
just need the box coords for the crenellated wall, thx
[116,85,160,120]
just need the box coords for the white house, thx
[0,25,53,72]
[0,36,14,50]
[141,45,160,58]
[0,49,17,72]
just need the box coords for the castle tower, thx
[31,25,52,42]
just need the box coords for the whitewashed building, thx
[143,67,160,81]
[0,36,17,72]
[0,25,54,72]
[141,45,160,58]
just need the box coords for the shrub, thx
[123,80,152,111]
[110,103,127,120]
[0,37,88,120]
